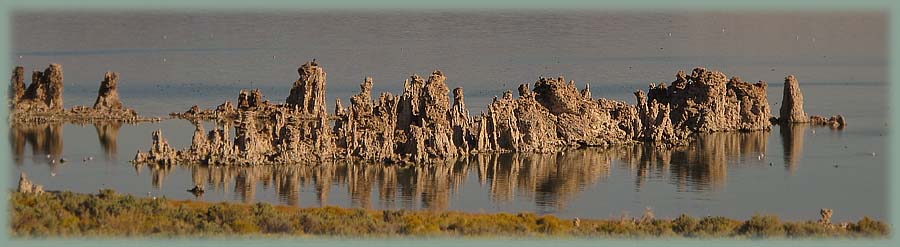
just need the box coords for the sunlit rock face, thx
[9,64,156,124]
[93,72,123,110]
[640,68,773,133]
[776,75,846,128]
[136,61,843,166]
[9,66,26,103]
[779,75,809,124]
[17,173,44,194]
[286,60,328,117]
[14,64,64,113]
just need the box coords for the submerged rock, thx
[188,184,205,197]
[809,115,847,129]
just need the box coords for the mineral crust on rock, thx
[9,64,159,124]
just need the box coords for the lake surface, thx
[8,11,887,221]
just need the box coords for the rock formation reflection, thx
[612,130,769,192]
[9,122,123,165]
[140,130,782,212]
[9,122,63,166]
[94,122,122,160]
[780,124,808,175]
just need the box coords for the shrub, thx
[852,217,889,237]
[9,190,890,238]
[782,221,829,237]
[739,215,785,238]
[695,216,738,237]
[671,214,698,236]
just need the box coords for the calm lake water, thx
[8,11,887,221]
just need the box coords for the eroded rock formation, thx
[14,64,64,113]
[777,75,846,128]
[643,68,773,132]
[17,172,44,194]
[9,64,158,124]
[93,71,124,110]
[779,75,809,123]
[287,60,328,117]
[9,66,25,103]
[137,62,844,166]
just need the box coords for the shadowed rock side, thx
[8,66,26,103]
[777,75,846,128]
[9,64,160,124]
[141,61,841,166]
[13,64,64,113]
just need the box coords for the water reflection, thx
[9,122,122,165]
[10,122,824,213]
[9,122,63,165]
[780,124,808,174]
[95,122,122,160]
[139,128,784,212]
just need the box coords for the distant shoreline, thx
[10,190,889,238]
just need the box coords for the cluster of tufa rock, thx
[137,61,336,166]
[8,64,159,124]
[135,60,845,166]
[17,172,44,194]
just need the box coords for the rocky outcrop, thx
[9,66,25,103]
[809,115,847,129]
[334,77,400,162]
[135,61,844,166]
[17,172,44,194]
[93,71,123,110]
[818,208,834,225]
[14,64,64,112]
[777,75,847,129]
[9,65,159,124]
[394,71,459,162]
[133,129,178,165]
[779,75,809,123]
[641,68,773,133]
[286,61,328,117]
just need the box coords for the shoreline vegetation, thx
[11,190,889,238]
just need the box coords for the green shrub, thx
[783,221,830,237]
[852,217,889,237]
[695,216,738,237]
[671,214,698,236]
[739,215,785,238]
[8,190,889,238]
